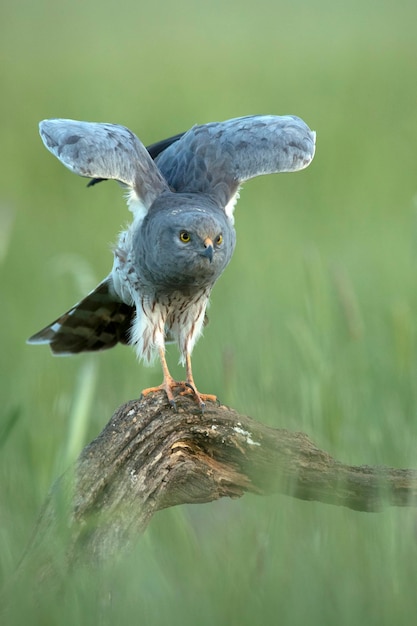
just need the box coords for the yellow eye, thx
[216,234,223,245]
[180,231,191,243]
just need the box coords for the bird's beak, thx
[202,237,214,263]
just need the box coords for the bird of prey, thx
[28,115,316,409]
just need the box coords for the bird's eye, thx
[180,231,191,243]
[216,234,223,245]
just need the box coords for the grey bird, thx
[28,115,316,409]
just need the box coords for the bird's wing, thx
[87,131,186,188]
[39,119,169,218]
[154,115,316,219]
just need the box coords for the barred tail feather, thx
[27,278,134,355]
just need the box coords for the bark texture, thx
[23,392,417,573]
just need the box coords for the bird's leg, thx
[183,352,217,410]
[140,346,182,409]
[141,348,217,411]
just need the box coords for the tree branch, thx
[22,392,417,573]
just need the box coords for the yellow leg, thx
[184,353,217,410]
[141,348,217,411]
[140,346,180,408]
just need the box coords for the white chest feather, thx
[130,289,210,365]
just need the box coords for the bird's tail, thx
[27,277,134,355]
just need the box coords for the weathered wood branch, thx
[23,392,417,573]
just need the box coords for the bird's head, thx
[135,193,236,292]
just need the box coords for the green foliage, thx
[1,0,417,623]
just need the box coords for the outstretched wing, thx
[39,119,169,217]
[154,114,316,216]
[87,131,186,188]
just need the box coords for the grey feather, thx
[155,115,316,208]
[39,119,169,211]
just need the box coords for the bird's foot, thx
[141,379,181,409]
[141,379,217,412]
[181,382,218,412]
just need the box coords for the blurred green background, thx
[2,0,417,623]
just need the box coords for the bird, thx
[28,115,316,409]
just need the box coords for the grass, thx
[1,0,417,623]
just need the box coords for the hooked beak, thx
[201,237,214,263]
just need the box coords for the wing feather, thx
[155,114,316,210]
[39,119,169,215]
